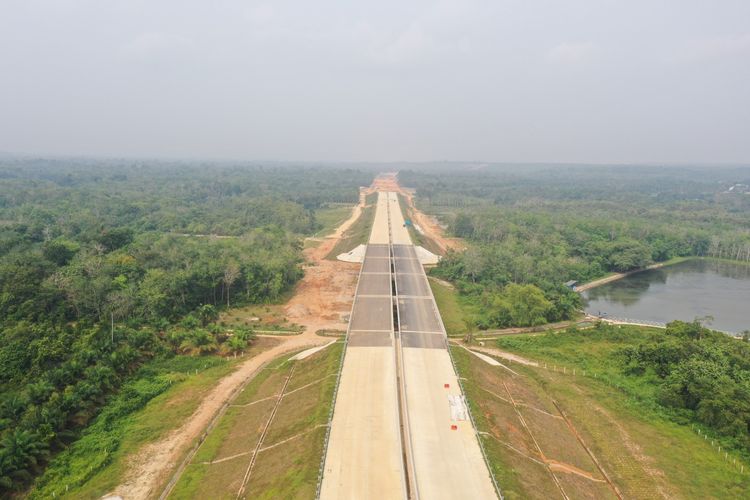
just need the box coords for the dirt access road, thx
[111,192,368,500]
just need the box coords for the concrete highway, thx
[320,192,406,500]
[321,191,497,500]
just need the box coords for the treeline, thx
[403,165,750,329]
[4,229,302,326]
[0,158,370,493]
[0,158,374,236]
[618,320,750,453]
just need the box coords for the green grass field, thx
[28,338,281,499]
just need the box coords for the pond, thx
[582,259,750,334]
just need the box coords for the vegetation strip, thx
[257,424,328,453]
[551,400,623,499]
[478,432,547,466]
[229,393,281,408]
[501,381,570,500]
[282,373,337,396]
[236,364,297,498]
[158,354,285,500]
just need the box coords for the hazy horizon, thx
[2,1,749,163]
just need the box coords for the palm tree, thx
[0,430,49,491]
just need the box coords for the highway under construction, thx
[320,191,498,500]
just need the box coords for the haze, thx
[1,0,749,163]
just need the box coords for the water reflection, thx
[586,270,667,307]
[583,259,750,334]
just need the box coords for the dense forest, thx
[400,165,750,328]
[0,158,371,493]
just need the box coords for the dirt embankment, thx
[575,261,684,292]
[284,194,364,334]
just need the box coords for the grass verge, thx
[169,341,344,499]
[313,205,355,238]
[325,194,377,260]
[429,277,472,336]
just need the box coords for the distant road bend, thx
[320,192,498,500]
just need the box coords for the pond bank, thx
[575,257,692,292]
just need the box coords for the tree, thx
[196,304,218,326]
[42,238,79,266]
[179,329,217,355]
[504,283,553,327]
[223,261,241,308]
[606,239,652,272]
[0,429,49,490]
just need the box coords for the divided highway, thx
[320,192,497,500]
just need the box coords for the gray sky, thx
[1,0,749,163]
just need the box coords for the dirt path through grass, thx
[168,342,343,499]
[111,333,328,499]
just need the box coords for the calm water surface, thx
[583,259,750,334]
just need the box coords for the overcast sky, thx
[1,1,749,163]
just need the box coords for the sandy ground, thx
[414,245,440,265]
[291,339,337,361]
[336,243,366,263]
[284,192,364,334]
[112,194,367,500]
